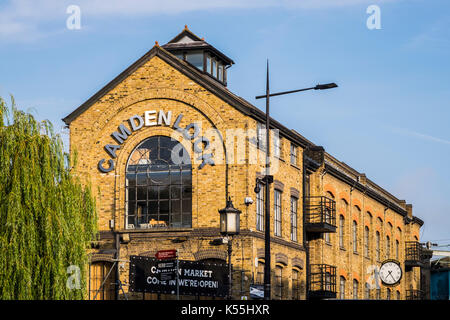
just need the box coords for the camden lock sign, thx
[129,255,228,297]
[97,110,215,173]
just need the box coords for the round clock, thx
[379,259,403,286]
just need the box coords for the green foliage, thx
[0,96,97,299]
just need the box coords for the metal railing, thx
[305,196,336,230]
[406,289,424,300]
[405,241,423,262]
[309,264,337,299]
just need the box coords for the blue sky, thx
[1,0,449,245]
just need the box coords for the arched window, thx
[275,265,283,299]
[386,288,391,300]
[339,215,345,248]
[376,231,381,261]
[292,268,301,300]
[125,136,192,229]
[353,279,359,300]
[256,260,265,285]
[256,182,265,231]
[353,221,358,253]
[324,192,335,243]
[340,276,346,300]
[396,239,400,260]
[396,290,401,300]
[364,282,370,300]
[386,235,391,259]
[364,226,369,257]
[366,211,373,226]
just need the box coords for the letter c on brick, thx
[98,159,115,173]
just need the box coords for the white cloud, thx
[392,127,450,146]
[0,0,395,41]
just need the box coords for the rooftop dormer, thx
[162,26,234,86]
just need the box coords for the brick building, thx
[63,27,427,300]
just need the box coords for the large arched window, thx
[125,136,192,229]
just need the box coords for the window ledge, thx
[340,247,346,251]
[290,163,301,170]
[119,228,193,234]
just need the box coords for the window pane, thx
[218,65,223,81]
[212,60,217,77]
[186,52,203,70]
[206,56,212,74]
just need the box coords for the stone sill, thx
[118,228,193,234]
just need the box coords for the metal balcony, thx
[406,289,424,300]
[405,241,430,268]
[308,264,337,299]
[305,196,337,233]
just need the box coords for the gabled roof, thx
[162,26,234,65]
[167,25,203,43]
[61,44,312,148]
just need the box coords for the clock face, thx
[379,260,402,286]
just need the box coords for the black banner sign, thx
[129,255,229,297]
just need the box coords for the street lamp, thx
[219,197,241,299]
[255,60,337,300]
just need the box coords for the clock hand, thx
[387,270,396,282]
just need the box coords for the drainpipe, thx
[302,152,309,300]
[115,232,120,300]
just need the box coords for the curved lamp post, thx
[219,197,241,299]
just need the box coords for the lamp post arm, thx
[255,87,315,99]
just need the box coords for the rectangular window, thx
[218,64,224,82]
[185,51,203,70]
[290,197,298,242]
[273,131,281,158]
[212,59,217,77]
[256,183,264,231]
[206,56,212,74]
[257,122,266,150]
[290,144,297,165]
[274,190,282,237]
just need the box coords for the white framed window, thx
[290,144,297,165]
[273,131,281,158]
[290,196,298,242]
[256,122,266,150]
[256,183,264,231]
[274,190,282,237]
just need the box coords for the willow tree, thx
[0,96,97,299]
